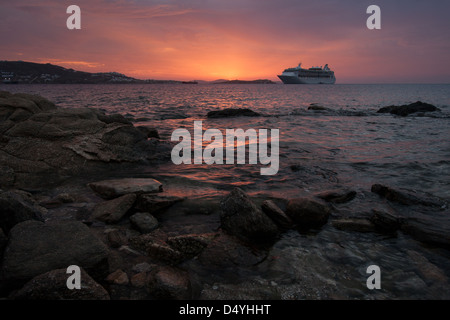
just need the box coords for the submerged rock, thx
[207,108,260,118]
[371,184,445,207]
[316,189,357,204]
[377,101,440,116]
[88,178,163,199]
[220,188,278,243]
[285,197,331,230]
[0,190,46,233]
[370,209,402,234]
[401,215,450,249]
[3,220,109,282]
[332,218,376,233]
[11,268,110,300]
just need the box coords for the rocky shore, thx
[1,92,449,300]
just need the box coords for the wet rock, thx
[130,212,159,233]
[370,209,402,234]
[150,266,192,300]
[332,218,376,233]
[377,101,440,116]
[91,193,136,223]
[132,262,155,274]
[106,269,129,285]
[3,220,109,282]
[0,165,15,187]
[200,280,281,300]
[407,250,448,284]
[220,188,278,243]
[307,104,328,111]
[130,272,150,288]
[285,197,331,230]
[88,178,163,199]
[261,200,293,230]
[371,184,445,207]
[39,193,75,209]
[198,232,268,268]
[10,268,110,300]
[207,108,260,118]
[0,190,46,233]
[401,215,450,248]
[166,233,217,259]
[137,126,160,139]
[97,113,131,125]
[135,194,184,214]
[316,189,357,204]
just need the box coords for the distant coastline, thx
[0,61,276,85]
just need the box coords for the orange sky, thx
[1,0,450,83]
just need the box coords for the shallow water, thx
[4,83,450,299]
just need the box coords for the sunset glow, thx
[1,0,449,83]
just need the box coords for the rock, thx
[220,188,279,243]
[285,197,331,230]
[200,281,281,300]
[207,108,260,118]
[0,92,168,189]
[316,189,357,204]
[88,178,163,199]
[150,266,192,300]
[106,229,128,248]
[407,250,448,283]
[10,268,110,300]
[132,262,155,274]
[0,165,15,187]
[106,269,129,285]
[130,235,184,265]
[130,212,159,233]
[90,194,136,223]
[3,220,109,282]
[137,126,160,139]
[371,184,444,207]
[261,200,293,230]
[370,209,402,234]
[130,272,150,288]
[332,218,376,233]
[134,194,184,214]
[0,190,46,233]
[377,101,440,116]
[198,232,268,268]
[166,233,217,259]
[308,104,328,111]
[401,215,450,248]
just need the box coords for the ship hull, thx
[278,75,336,84]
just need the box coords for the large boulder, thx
[0,190,46,233]
[0,92,168,189]
[285,197,331,230]
[220,188,278,243]
[10,268,110,300]
[3,220,109,282]
[377,101,440,116]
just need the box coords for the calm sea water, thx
[3,83,450,299]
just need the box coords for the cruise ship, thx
[278,63,336,84]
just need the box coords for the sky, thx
[1,0,450,83]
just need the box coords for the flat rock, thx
[220,188,278,243]
[377,101,440,116]
[401,215,450,248]
[332,218,376,233]
[3,220,109,282]
[10,268,110,300]
[134,194,184,214]
[91,193,136,223]
[0,190,46,233]
[88,178,163,199]
[130,212,159,233]
[261,200,293,230]
[207,108,260,118]
[370,209,402,234]
[285,197,331,230]
[371,184,445,207]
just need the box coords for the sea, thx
[3,83,450,299]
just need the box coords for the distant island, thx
[0,61,277,85]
